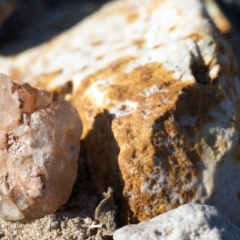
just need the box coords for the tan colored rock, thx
[0,73,82,220]
[0,0,240,226]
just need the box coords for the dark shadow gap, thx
[83,110,129,226]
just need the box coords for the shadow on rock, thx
[83,110,128,226]
[150,83,208,215]
[150,81,240,226]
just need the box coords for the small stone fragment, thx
[113,203,240,240]
[94,187,117,236]
[0,73,82,220]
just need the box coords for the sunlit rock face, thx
[0,73,82,220]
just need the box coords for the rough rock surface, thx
[0,199,100,240]
[0,145,115,239]
[0,0,240,228]
[0,73,82,220]
[94,187,118,236]
[113,203,240,240]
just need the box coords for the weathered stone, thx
[94,187,117,236]
[0,73,82,220]
[113,203,240,240]
[0,0,240,226]
[0,144,105,239]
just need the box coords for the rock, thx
[0,0,240,226]
[0,146,106,239]
[94,187,118,236]
[0,73,82,220]
[113,203,240,240]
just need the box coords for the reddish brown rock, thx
[0,73,82,220]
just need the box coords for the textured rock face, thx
[0,0,240,226]
[113,203,240,240]
[0,73,82,220]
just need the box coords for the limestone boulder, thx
[113,203,240,240]
[0,0,240,225]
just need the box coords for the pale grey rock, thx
[113,203,240,240]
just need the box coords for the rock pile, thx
[4,0,239,225]
[0,0,240,238]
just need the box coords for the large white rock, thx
[113,203,240,240]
